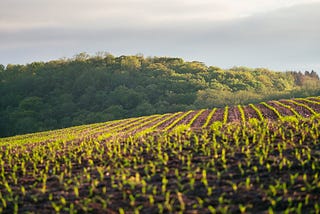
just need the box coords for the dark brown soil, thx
[267,101,295,116]
[227,106,240,123]
[191,110,211,128]
[243,105,260,120]
[92,119,127,131]
[307,97,320,102]
[92,117,146,137]
[130,114,173,135]
[2,97,320,213]
[279,100,312,117]
[157,112,185,129]
[255,104,279,120]
[3,118,319,213]
[208,108,224,125]
[117,115,161,132]
[175,110,199,126]
[294,99,320,113]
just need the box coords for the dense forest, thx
[1,53,319,137]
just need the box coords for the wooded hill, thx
[0,53,319,137]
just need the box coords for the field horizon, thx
[2,95,320,141]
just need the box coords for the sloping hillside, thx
[0,97,320,213]
[3,96,319,144]
[1,54,320,137]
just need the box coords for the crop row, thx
[1,97,320,147]
[116,96,320,137]
[96,96,320,138]
[0,108,319,213]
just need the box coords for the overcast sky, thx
[1,0,320,72]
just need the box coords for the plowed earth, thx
[1,97,320,213]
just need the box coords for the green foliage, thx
[1,53,319,137]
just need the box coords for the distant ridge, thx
[1,53,319,137]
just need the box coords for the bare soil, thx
[267,101,295,116]
[243,105,260,120]
[4,119,319,213]
[255,104,279,120]
[190,110,211,128]
[157,112,185,129]
[279,100,312,117]
[227,106,240,123]
[174,110,199,126]
[208,108,224,124]
[294,99,320,113]
[306,97,320,102]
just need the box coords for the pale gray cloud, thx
[0,0,319,72]
[1,0,318,29]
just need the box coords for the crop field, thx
[0,96,320,213]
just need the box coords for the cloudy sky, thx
[1,0,320,71]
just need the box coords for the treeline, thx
[1,53,319,137]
